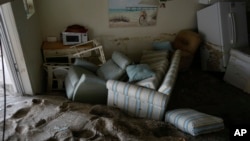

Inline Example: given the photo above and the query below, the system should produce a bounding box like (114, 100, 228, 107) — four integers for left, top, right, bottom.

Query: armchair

(65, 51, 132, 104)
(106, 50, 181, 120)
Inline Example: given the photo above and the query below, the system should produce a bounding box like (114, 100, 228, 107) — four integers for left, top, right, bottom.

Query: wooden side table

(42, 41, 92, 91)
(43, 63, 70, 91)
(42, 41, 93, 63)
(42, 40, 106, 91)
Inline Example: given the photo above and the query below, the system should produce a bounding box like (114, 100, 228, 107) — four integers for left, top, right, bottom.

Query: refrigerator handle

(231, 12, 237, 45)
(228, 12, 236, 45)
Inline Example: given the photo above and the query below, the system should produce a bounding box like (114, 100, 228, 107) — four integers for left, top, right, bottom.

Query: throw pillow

(165, 109, 224, 136)
(112, 51, 132, 69)
(126, 64, 155, 82)
(152, 41, 173, 51)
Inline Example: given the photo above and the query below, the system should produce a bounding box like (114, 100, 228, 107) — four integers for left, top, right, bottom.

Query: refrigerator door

(197, 2, 248, 71)
(197, 2, 226, 70)
(217, 2, 233, 67)
(197, 3, 224, 47)
(219, 2, 248, 67)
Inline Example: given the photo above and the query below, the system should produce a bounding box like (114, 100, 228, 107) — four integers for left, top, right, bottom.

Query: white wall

(11, 0, 44, 94)
(8, 0, 204, 93)
(37, 0, 203, 61)
(6, 0, 204, 93)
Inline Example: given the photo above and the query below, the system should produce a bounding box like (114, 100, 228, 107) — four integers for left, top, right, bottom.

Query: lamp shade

(139, 0, 159, 6)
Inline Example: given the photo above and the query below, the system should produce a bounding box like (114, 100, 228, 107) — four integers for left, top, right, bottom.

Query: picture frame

(108, 0, 158, 27)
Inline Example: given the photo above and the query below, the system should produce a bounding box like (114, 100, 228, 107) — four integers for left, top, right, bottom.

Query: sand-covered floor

(0, 95, 228, 141)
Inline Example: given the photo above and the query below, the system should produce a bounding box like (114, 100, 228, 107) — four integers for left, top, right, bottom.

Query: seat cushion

(165, 109, 224, 136)
(97, 60, 124, 80)
(65, 66, 95, 99)
(72, 74, 107, 104)
(112, 51, 132, 69)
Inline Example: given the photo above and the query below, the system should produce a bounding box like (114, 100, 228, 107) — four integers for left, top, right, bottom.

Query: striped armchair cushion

(136, 61, 168, 89)
(158, 50, 181, 95)
(165, 109, 224, 136)
(137, 50, 169, 89)
(107, 80, 170, 120)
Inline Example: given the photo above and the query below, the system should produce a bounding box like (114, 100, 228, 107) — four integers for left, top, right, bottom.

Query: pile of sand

(0, 95, 187, 141)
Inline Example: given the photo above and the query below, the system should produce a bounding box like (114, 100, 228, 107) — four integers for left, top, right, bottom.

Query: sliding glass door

(0, 6, 24, 96)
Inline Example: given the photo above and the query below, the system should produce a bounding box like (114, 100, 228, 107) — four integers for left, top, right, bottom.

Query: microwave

(62, 32, 88, 45)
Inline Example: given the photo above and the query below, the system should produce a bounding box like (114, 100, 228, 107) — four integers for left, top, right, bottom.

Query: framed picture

(23, 0, 35, 19)
(108, 0, 158, 27)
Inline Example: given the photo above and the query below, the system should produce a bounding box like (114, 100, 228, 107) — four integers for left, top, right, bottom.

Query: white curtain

(139, 0, 159, 6)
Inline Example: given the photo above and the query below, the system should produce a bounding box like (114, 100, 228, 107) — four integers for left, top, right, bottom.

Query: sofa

(64, 51, 132, 104)
(106, 49, 181, 120)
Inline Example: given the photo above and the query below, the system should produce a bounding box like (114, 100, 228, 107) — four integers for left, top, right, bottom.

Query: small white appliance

(62, 32, 88, 45)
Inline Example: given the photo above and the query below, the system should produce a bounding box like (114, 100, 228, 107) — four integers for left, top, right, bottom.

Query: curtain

(0, 0, 13, 5)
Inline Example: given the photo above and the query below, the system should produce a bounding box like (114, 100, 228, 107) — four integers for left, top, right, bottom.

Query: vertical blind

(0, 0, 13, 5)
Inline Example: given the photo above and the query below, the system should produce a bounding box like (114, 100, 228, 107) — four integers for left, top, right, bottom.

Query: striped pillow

(165, 109, 224, 136)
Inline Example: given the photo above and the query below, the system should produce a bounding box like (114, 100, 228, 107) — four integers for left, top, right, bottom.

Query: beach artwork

(108, 0, 158, 27)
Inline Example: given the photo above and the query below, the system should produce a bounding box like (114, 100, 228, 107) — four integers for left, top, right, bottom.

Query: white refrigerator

(197, 2, 249, 71)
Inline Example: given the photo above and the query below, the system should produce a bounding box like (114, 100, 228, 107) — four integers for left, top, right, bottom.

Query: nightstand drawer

(43, 46, 91, 57)
(43, 50, 64, 56)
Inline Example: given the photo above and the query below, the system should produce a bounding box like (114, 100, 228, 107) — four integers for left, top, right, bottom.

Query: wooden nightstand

(42, 41, 93, 63)
(42, 40, 106, 91)
(42, 41, 92, 91)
